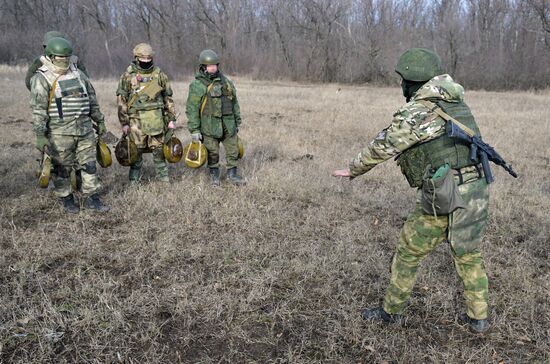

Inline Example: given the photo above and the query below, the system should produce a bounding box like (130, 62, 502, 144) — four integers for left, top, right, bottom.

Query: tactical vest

(126, 66, 166, 135)
(38, 64, 90, 122)
(200, 75, 234, 118)
(397, 100, 481, 188)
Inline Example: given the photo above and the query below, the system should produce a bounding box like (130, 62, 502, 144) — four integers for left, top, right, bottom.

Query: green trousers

(129, 147, 168, 182)
(203, 125, 239, 169)
(383, 177, 490, 320)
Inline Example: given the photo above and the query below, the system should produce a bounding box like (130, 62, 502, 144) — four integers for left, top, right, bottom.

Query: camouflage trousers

(383, 177, 490, 320)
(129, 134, 168, 182)
(203, 124, 239, 169)
(49, 131, 101, 197)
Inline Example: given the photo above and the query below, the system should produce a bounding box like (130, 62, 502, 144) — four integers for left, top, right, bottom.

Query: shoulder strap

(418, 99, 477, 137)
(200, 83, 214, 117)
(47, 75, 62, 110)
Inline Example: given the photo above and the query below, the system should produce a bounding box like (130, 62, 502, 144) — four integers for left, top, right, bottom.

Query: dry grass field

(0, 66, 549, 363)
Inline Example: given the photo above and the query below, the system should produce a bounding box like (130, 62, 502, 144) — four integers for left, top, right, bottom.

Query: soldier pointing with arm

(334, 48, 495, 333)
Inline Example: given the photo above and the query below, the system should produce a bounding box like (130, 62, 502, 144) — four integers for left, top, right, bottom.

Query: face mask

(138, 60, 153, 70)
(52, 57, 70, 71)
(401, 79, 426, 102)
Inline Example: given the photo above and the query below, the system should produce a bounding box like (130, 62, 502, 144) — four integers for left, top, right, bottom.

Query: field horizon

(1, 66, 549, 363)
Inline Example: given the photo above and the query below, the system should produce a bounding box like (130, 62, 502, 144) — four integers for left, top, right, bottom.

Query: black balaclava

(401, 79, 427, 102)
(137, 59, 153, 71)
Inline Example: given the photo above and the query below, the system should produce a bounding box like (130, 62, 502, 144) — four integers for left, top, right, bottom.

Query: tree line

(1, 0, 549, 90)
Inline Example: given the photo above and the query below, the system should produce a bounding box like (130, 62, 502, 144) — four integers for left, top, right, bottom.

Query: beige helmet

(133, 43, 155, 58)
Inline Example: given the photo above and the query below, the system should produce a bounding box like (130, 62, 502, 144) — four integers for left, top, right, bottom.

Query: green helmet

(43, 31, 64, 47)
(199, 49, 220, 65)
(45, 37, 73, 58)
(395, 48, 443, 82)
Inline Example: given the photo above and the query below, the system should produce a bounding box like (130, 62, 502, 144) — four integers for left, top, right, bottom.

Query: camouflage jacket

(186, 71, 241, 138)
(25, 55, 87, 91)
(116, 63, 176, 127)
(30, 65, 104, 137)
(349, 74, 466, 178)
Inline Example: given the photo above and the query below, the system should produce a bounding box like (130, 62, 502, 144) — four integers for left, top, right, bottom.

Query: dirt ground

(0, 66, 549, 363)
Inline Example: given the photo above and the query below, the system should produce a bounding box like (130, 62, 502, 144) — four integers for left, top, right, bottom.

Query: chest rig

(38, 63, 90, 121)
(126, 66, 164, 113)
(397, 100, 482, 188)
(199, 75, 234, 118)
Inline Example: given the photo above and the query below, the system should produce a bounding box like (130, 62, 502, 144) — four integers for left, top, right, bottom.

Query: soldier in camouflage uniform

(27, 31, 89, 191)
(117, 43, 176, 184)
(185, 49, 245, 186)
(30, 37, 109, 213)
(25, 31, 88, 92)
(333, 48, 491, 333)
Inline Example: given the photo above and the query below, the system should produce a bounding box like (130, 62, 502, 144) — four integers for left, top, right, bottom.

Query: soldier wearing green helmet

(333, 48, 494, 333)
(30, 37, 109, 213)
(185, 49, 245, 186)
(25, 31, 88, 91)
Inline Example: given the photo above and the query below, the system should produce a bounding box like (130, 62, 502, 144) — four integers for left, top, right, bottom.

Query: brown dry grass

(0, 67, 549, 363)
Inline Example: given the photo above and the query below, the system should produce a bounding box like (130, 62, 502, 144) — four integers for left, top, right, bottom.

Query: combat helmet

(199, 49, 220, 65)
(133, 43, 155, 58)
(115, 134, 138, 166)
(43, 31, 64, 47)
(395, 48, 443, 82)
(163, 136, 184, 163)
(45, 37, 73, 58)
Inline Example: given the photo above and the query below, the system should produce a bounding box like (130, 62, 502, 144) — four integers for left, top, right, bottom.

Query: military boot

(84, 194, 110, 212)
(361, 307, 404, 324)
(459, 314, 489, 333)
(209, 168, 220, 186)
(227, 167, 246, 185)
(61, 194, 79, 214)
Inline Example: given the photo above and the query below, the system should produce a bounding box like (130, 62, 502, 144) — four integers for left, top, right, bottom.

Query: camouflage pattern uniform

(186, 70, 241, 169)
(350, 75, 490, 320)
(116, 63, 176, 182)
(30, 56, 105, 198)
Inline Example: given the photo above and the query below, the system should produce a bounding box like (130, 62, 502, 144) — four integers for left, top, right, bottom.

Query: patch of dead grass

(0, 68, 549, 363)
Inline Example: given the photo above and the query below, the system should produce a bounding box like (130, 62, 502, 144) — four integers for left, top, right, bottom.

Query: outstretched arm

(334, 103, 446, 178)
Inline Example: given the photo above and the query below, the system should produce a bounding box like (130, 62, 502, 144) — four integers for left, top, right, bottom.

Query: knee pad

(54, 165, 70, 178)
(152, 147, 165, 159)
(82, 161, 97, 174)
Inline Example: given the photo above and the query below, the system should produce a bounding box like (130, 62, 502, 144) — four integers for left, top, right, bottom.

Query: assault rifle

(419, 100, 518, 184)
(446, 121, 518, 184)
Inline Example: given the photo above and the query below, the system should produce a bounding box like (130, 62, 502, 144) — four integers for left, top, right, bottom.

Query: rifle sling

(418, 100, 477, 137)
(200, 83, 214, 117)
